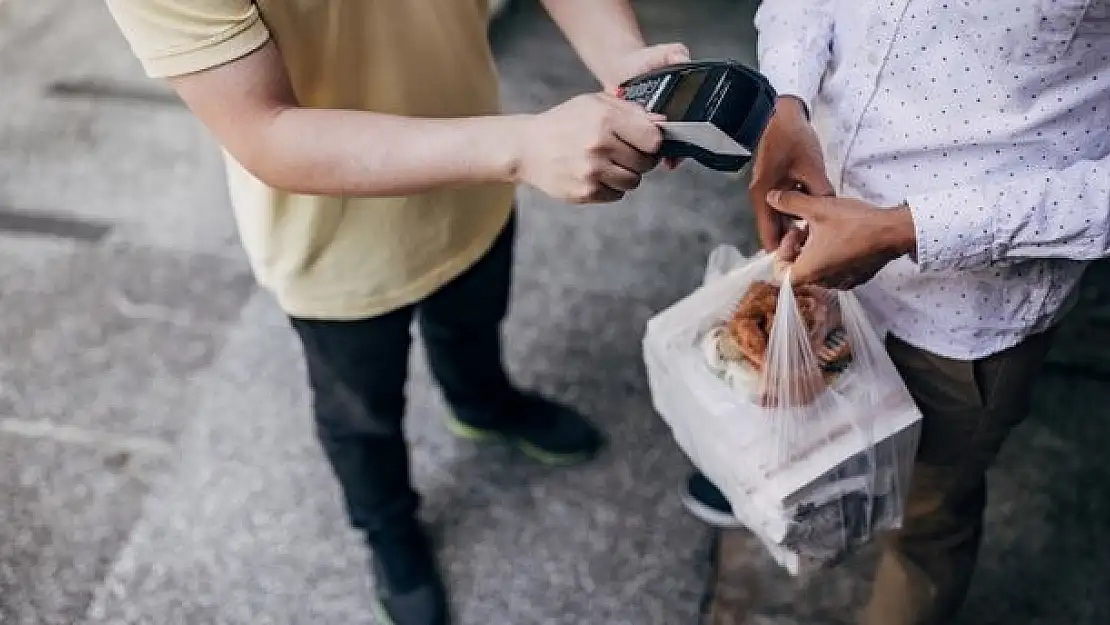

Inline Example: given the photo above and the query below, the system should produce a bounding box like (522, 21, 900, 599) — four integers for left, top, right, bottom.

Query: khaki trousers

(860, 330, 1056, 625)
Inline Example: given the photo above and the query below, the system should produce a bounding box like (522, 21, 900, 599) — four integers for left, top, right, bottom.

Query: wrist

(600, 43, 651, 92)
(880, 203, 918, 258)
(495, 114, 536, 185)
(775, 95, 811, 121)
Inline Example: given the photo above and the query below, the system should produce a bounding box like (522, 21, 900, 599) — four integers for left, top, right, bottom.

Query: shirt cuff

(141, 14, 271, 78)
(757, 47, 823, 113)
(905, 187, 997, 272)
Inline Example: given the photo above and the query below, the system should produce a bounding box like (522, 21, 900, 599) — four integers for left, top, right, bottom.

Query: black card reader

(617, 60, 778, 172)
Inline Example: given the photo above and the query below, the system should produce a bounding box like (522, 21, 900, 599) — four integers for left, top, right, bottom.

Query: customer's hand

(768, 190, 917, 289)
(749, 96, 835, 251)
(516, 93, 664, 204)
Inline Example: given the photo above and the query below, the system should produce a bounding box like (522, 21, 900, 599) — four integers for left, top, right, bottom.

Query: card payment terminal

(617, 60, 778, 172)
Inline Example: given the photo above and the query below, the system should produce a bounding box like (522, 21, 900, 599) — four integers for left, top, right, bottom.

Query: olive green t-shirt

(104, 0, 516, 319)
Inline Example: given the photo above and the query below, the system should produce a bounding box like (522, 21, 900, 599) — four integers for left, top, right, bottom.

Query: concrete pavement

(1, 1, 1107, 624)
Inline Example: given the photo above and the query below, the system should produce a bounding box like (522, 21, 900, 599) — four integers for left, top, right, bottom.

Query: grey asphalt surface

(1, 1, 1108, 624)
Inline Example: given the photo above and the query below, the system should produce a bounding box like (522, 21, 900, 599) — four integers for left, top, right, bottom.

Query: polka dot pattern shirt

(755, 0, 1110, 360)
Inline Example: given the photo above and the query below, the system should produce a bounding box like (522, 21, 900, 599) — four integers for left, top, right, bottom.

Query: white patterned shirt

(754, 0, 1110, 360)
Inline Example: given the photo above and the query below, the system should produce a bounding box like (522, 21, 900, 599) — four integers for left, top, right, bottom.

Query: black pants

(289, 215, 517, 549)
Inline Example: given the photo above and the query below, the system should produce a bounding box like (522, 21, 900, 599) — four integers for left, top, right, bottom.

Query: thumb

(658, 42, 692, 65)
(766, 189, 820, 221)
(629, 43, 691, 76)
(776, 225, 807, 263)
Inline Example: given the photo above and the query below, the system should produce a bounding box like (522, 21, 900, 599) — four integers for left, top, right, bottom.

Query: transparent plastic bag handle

(761, 270, 891, 412)
(760, 268, 826, 411)
(760, 268, 884, 541)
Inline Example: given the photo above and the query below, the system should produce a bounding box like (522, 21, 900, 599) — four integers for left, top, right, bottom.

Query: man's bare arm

(170, 41, 663, 201)
(170, 42, 524, 197)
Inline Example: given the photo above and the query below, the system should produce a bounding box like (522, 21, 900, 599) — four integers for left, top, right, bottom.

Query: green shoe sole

(372, 598, 394, 625)
(443, 413, 594, 467)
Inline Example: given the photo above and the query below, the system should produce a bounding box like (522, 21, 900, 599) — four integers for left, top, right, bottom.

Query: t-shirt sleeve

(104, 0, 271, 78)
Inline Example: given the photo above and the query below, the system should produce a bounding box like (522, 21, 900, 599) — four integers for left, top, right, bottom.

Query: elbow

(228, 143, 320, 196)
(220, 108, 325, 196)
(239, 154, 303, 194)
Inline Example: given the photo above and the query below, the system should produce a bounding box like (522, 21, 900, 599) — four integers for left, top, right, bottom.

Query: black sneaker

(681, 472, 744, 529)
(445, 390, 606, 466)
(369, 529, 451, 625)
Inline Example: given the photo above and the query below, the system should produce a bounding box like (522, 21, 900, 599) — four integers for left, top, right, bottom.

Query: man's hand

(514, 93, 664, 204)
(767, 190, 917, 289)
(749, 96, 835, 251)
(605, 42, 691, 92)
(608, 42, 690, 171)
(613, 42, 690, 172)
(536, 0, 689, 173)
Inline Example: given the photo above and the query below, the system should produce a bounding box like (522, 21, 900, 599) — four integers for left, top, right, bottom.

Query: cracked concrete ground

(1, 1, 1107, 624)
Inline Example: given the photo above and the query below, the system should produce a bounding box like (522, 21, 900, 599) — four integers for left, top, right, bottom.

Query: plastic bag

(644, 246, 923, 575)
